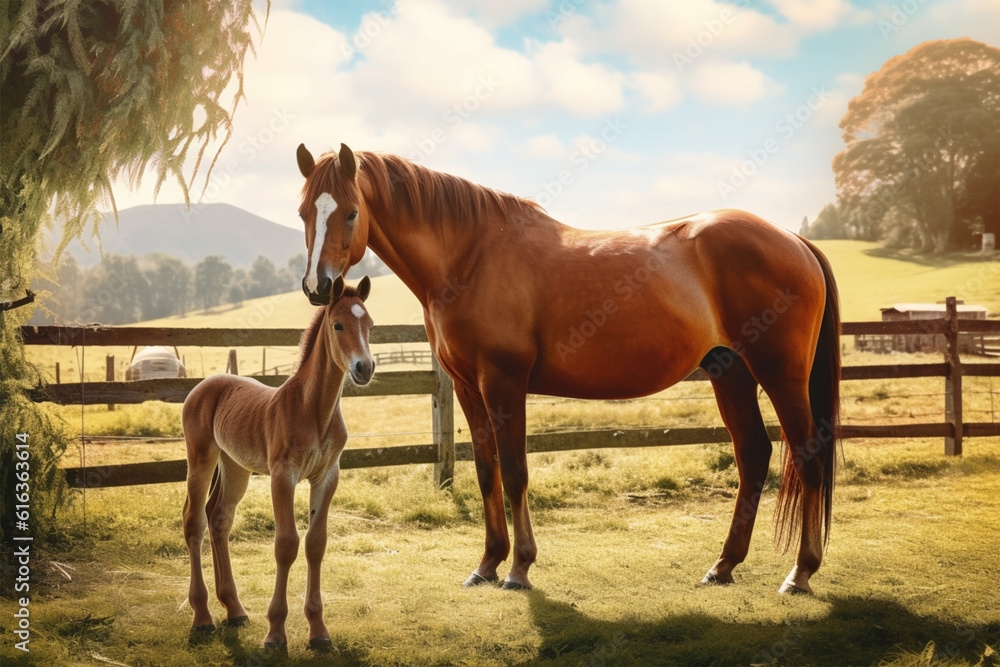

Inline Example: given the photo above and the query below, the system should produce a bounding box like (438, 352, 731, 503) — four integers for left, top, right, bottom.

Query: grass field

(6, 241, 1000, 665)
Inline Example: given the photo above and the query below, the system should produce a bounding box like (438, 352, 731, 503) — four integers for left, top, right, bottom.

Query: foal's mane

(298, 286, 362, 365)
(303, 151, 542, 230)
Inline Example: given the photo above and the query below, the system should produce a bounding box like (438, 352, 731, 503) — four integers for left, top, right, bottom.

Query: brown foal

(182, 276, 374, 651)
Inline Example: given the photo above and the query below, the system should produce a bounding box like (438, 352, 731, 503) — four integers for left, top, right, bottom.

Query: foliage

(0, 0, 265, 556)
(804, 202, 849, 240)
(194, 255, 234, 310)
(833, 38, 1000, 252)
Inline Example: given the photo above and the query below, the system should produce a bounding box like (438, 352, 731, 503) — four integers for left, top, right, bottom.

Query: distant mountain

(53, 203, 306, 268)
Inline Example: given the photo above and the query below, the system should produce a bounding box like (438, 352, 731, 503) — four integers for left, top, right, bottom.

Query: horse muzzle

(350, 358, 375, 386)
(302, 276, 331, 306)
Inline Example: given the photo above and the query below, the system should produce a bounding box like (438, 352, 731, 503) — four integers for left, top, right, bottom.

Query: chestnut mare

(295, 143, 840, 595)
(182, 276, 374, 651)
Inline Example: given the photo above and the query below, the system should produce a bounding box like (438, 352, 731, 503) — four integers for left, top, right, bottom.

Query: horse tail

(775, 239, 841, 550)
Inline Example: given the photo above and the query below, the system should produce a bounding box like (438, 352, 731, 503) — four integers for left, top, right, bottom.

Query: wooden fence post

(226, 349, 238, 375)
(55, 362, 60, 384)
(106, 355, 115, 411)
(944, 296, 963, 456)
(432, 352, 455, 487)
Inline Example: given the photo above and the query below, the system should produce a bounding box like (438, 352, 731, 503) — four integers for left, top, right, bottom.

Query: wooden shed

(855, 302, 994, 355)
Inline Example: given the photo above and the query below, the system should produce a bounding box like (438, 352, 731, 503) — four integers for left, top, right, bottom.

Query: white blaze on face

(351, 304, 365, 318)
(305, 192, 338, 292)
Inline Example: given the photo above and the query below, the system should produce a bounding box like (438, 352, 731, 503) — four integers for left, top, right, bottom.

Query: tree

(805, 203, 849, 240)
(194, 255, 234, 310)
(144, 254, 192, 319)
(81, 254, 149, 324)
(0, 0, 264, 551)
(287, 254, 307, 289)
(833, 39, 1000, 252)
(247, 255, 282, 299)
(228, 284, 246, 308)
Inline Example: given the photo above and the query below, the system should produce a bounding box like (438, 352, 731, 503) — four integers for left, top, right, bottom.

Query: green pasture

(1, 439, 998, 666)
(6, 241, 1000, 665)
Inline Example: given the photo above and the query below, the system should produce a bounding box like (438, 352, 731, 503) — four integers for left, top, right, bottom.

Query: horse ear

(332, 275, 345, 300)
(297, 144, 315, 178)
(357, 275, 371, 302)
(339, 143, 357, 180)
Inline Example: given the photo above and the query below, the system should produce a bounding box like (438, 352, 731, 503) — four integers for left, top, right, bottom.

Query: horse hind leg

(701, 349, 773, 585)
(207, 452, 252, 624)
(183, 433, 221, 632)
(758, 373, 831, 594)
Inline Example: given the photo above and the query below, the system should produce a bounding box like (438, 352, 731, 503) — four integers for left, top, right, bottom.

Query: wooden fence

(21, 297, 1000, 490)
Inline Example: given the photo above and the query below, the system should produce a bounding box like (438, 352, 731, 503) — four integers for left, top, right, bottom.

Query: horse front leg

(455, 384, 509, 587)
(480, 377, 534, 590)
(265, 468, 299, 651)
(303, 464, 339, 651)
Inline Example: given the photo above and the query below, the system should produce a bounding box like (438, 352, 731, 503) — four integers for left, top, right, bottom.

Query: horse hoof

(778, 582, 812, 595)
(308, 637, 333, 653)
(224, 615, 249, 627)
(701, 572, 733, 586)
(462, 572, 499, 587)
(500, 579, 531, 591)
(264, 641, 288, 655)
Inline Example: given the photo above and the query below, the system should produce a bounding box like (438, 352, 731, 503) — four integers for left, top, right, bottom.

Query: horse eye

(333, 323, 344, 331)
(346, 210, 358, 222)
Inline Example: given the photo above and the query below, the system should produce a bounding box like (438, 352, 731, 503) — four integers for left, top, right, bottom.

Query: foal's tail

(775, 239, 841, 550)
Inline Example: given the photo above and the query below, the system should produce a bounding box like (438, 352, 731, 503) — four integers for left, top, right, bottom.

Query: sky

(110, 0, 1000, 233)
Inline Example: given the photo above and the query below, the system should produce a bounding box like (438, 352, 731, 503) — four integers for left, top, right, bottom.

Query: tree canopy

(832, 38, 1000, 252)
(0, 0, 265, 550)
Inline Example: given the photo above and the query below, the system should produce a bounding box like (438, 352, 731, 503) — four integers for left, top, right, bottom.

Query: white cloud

(439, 0, 549, 28)
(687, 60, 781, 108)
(766, 0, 868, 31)
(522, 134, 567, 161)
(532, 40, 625, 116)
(559, 0, 802, 64)
(629, 71, 683, 113)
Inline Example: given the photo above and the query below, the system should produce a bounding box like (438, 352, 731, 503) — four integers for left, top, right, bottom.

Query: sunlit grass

(2, 439, 998, 666)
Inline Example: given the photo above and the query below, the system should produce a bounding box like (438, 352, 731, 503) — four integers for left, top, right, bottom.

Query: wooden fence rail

(21, 296, 1000, 489)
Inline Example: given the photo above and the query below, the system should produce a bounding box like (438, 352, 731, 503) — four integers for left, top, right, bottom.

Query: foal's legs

(455, 384, 509, 586)
(480, 375, 535, 590)
(183, 439, 221, 630)
(303, 464, 340, 646)
(207, 453, 252, 623)
(265, 468, 300, 649)
(701, 352, 773, 584)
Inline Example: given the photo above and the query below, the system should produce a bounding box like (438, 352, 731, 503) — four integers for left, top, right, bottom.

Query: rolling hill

(52, 203, 306, 268)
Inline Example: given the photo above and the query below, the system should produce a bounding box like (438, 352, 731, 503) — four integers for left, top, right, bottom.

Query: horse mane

(302, 150, 542, 229)
(297, 286, 363, 365)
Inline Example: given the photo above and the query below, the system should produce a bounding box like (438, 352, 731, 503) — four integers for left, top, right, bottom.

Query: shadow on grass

(860, 246, 992, 269)
(187, 623, 371, 667)
(520, 591, 999, 666)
